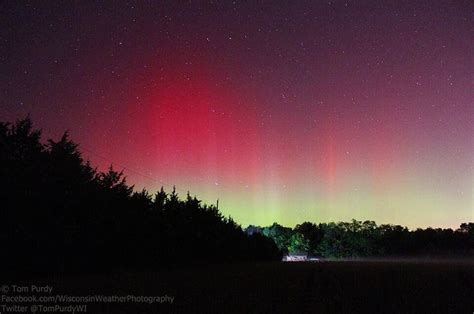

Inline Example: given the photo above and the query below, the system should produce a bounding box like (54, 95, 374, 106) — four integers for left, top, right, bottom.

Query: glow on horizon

(2, 2, 472, 230)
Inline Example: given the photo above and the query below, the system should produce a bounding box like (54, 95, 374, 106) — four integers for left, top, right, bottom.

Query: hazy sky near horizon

(1, 1, 473, 228)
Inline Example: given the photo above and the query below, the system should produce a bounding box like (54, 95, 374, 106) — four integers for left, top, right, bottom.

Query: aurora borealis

(1, 1, 472, 229)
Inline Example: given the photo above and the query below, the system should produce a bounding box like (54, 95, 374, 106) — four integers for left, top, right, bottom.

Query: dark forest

(1, 117, 471, 276)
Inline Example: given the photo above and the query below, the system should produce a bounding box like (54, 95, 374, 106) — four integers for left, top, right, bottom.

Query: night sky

(1, 1, 472, 228)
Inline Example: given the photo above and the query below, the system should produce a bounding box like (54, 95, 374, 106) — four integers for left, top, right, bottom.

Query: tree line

(0, 117, 281, 275)
(247, 220, 473, 258)
(2, 117, 471, 276)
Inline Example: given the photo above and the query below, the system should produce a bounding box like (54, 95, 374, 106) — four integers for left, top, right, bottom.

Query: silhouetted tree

(262, 223, 293, 253)
(294, 222, 324, 254)
(261, 219, 473, 258)
(287, 232, 310, 254)
(1, 117, 471, 275)
(0, 117, 281, 276)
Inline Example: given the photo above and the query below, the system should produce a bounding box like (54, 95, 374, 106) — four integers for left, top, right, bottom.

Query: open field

(9, 260, 474, 314)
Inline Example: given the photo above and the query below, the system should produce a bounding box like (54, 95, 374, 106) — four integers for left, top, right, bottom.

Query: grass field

(11, 260, 474, 314)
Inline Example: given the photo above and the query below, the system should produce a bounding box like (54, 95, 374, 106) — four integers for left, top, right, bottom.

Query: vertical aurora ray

(1, 1, 472, 229)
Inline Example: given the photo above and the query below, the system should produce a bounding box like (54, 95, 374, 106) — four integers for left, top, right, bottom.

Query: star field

(1, 1, 472, 228)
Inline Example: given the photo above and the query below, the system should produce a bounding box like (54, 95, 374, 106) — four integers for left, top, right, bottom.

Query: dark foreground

(6, 260, 474, 314)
